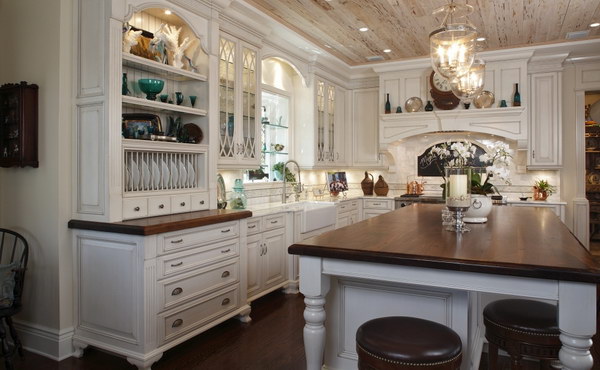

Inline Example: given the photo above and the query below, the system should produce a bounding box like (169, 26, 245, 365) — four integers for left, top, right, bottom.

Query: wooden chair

(356, 316, 462, 370)
(0, 229, 29, 370)
(483, 299, 561, 370)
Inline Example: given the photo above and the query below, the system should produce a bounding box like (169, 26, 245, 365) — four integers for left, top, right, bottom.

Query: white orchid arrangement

(424, 140, 513, 195)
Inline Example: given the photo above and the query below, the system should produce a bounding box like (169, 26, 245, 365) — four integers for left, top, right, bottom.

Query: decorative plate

(473, 91, 495, 109)
(587, 137, 598, 150)
(182, 123, 203, 144)
(405, 97, 424, 112)
(589, 172, 600, 184)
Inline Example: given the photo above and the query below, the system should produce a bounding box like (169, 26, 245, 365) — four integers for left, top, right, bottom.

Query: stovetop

(394, 195, 445, 204)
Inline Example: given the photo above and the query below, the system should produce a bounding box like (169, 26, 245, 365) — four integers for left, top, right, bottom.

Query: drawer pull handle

(171, 239, 184, 244)
(171, 287, 183, 296)
(221, 298, 230, 306)
(248, 225, 256, 229)
(340, 206, 346, 209)
(373, 203, 381, 206)
(159, 204, 165, 209)
(134, 207, 140, 212)
(221, 248, 231, 254)
(172, 319, 183, 328)
(200, 200, 205, 204)
(270, 220, 278, 224)
(170, 261, 183, 267)
(221, 271, 230, 278)
(180, 202, 186, 206)
(221, 229, 231, 233)
(264, 245, 268, 255)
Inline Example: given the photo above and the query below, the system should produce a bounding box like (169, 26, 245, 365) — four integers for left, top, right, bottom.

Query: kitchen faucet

(282, 160, 302, 203)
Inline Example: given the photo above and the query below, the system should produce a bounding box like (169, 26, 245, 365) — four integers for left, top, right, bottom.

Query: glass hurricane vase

(445, 167, 472, 233)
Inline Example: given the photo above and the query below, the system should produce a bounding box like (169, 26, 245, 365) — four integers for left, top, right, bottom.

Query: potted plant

(273, 162, 296, 183)
(533, 179, 555, 201)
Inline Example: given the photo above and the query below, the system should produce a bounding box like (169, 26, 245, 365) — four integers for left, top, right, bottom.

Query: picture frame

(327, 171, 348, 194)
(122, 113, 162, 140)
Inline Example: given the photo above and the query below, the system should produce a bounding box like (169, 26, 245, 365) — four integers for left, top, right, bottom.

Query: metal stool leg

(5, 317, 22, 357)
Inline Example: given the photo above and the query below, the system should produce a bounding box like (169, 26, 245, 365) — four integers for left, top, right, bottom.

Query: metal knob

(221, 271, 230, 278)
(172, 319, 183, 328)
(134, 207, 140, 211)
(180, 202, 186, 207)
(159, 204, 164, 209)
(221, 298, 230, 306)
(171, 287, 183, 296)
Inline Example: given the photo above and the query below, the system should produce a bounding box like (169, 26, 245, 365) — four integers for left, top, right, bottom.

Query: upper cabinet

(352, 88, 382, 168)
(295, 77, 347, 168)
(218, 35, 260, 169)
(527, 55, 566, 169)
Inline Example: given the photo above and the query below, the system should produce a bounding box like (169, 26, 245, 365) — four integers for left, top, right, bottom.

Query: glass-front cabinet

(257, 90, 290, 181)
(315, 78, 345, 166)
(218, 35, 260, 168)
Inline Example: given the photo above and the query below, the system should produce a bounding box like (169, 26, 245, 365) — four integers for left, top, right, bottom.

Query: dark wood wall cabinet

(0, 82, 38, 168)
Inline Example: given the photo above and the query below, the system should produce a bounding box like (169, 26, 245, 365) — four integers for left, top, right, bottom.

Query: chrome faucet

(282, 160, 303, 203)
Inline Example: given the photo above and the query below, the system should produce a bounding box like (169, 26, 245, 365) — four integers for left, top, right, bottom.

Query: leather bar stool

(356, 316, 462, 370)
(483, 299, 561, 370)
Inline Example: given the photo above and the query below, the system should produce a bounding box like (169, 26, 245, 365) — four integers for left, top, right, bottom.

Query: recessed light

(383, 49, 391, 53)
(476, 37, 486, 41)
(591, 22, 600, 28)
(164, 9, 172, 15)
(359, 27, 369, 32)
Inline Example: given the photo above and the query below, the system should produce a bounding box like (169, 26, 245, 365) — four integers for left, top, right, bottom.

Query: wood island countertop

(68, 209, 252, 235)
(288, 204, 600, 283)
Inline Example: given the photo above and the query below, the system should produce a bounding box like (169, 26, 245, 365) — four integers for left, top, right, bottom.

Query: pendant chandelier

(450, 58, 485, 103)
(429, 1, 477, 81)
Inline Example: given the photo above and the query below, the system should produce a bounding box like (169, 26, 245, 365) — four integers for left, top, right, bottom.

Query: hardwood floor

(6, 290, 576, 370)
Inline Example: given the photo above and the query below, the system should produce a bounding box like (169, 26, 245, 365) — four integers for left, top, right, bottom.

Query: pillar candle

(449, 174, 468, 198)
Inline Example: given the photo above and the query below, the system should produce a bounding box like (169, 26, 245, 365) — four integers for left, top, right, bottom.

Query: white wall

(0, 0, 74, 358)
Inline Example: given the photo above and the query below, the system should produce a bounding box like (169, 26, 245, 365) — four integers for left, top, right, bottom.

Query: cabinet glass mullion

(316, 81, 325, 162)
(327, 85, 335, 162)
(242, 47, 257, 160)
(219, 38, 236, 159)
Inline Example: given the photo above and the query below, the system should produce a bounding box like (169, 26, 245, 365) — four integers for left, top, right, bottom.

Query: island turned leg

(558, 281, 596, 370)
(299, 256, 330, 370)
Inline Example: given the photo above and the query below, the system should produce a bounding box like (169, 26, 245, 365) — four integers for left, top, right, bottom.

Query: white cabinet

(509, 202, 565, 223)
(72, 219, 250, 369)
(246, 213, 288, 301)
(295, 77, 347, 168)
(352, 88, 382, 167)
(218, 35, 261, 168)
(528, 71, 562, 169)
(336, 199, 360, 229)
(362, 198, 394, 220)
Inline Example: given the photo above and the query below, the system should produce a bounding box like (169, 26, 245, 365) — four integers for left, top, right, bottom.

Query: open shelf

(123, 96, 207, 116)
(123, 138, 208, 153)
(122, 53, 207, 82)
(262, 122, 288, 129)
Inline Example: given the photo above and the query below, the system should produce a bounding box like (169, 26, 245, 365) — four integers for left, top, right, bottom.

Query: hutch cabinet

(217, 34, 261, 169)
(0, 82, 38, 168)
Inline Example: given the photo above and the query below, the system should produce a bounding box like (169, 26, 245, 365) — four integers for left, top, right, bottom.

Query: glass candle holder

(445, 167, 472, 233)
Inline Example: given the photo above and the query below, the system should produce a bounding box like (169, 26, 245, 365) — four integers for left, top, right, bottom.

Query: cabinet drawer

(159, 258, 239, 311)
(123, 198, 148, 219)
(263, 213, 285, 231)
(337, 200, 358, 215)
(159, 221, 239, 254)
(148, 196, 171, 216)
(158, 238, 239, 278)
(160, 285, 239, 344)
(246, 218, 261, 235)
(191, 193, 209, 211)
(171, 194, 191, 213)
(363, 199, 393, 210)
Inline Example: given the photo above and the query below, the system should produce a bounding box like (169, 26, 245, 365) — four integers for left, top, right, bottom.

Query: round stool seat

(483, 299, 561, 369)
(356, 316, 462, 369)
(483, 299, 559, 336)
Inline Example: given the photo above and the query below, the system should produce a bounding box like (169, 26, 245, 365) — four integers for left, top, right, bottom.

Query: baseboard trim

(12, 320, 74, 361)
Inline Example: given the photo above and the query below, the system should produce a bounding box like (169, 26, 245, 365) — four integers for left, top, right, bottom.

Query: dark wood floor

(7, 290, 561, 370)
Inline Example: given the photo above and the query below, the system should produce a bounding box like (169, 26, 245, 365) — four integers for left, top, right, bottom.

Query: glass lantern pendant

(450, 59, 485, 103)
(429, 1, 477, 80)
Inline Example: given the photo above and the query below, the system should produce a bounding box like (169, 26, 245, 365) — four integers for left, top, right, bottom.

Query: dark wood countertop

(289, 204, 600, 283)
(69, 209, 253, 236)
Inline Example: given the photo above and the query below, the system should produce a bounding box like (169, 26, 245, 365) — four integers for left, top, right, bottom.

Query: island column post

(299, 256, 331, 370)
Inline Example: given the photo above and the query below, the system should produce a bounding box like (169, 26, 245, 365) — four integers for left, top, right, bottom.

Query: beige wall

(0, 0, 74, 344)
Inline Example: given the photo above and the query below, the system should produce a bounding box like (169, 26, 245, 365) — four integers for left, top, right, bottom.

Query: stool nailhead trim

(357, 343, 462, 366)
(484, 318, 560, 337)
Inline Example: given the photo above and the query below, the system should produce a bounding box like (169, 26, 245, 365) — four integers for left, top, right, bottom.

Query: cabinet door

(315, 80, 327, 164)
(528, 72, 561, 169)
(333, 86, 347, 165)
(352, 88, 381, 167)
(363, 209, 390, 220)
(219, 37, 237, 161)
(262, 228, 286, 290)
(336, 212, 350, 229)
(349, 210, 360, 225)
(238, 45, 260, 165)
(246, 233, 262, 299)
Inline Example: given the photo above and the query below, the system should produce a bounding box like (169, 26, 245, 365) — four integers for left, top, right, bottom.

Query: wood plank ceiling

(244, 0, 600, 65)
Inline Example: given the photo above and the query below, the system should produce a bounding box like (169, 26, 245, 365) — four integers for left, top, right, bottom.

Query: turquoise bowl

(138, 79, 164, 100)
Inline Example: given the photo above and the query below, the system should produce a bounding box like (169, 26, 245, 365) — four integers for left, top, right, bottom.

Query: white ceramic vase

(463, 194, 492, 223)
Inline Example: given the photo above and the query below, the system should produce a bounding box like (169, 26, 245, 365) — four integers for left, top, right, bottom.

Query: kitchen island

(289, 204, 600, 370)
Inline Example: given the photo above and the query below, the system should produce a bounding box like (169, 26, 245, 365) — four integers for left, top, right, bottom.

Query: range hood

(379, 106, 527, 149)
